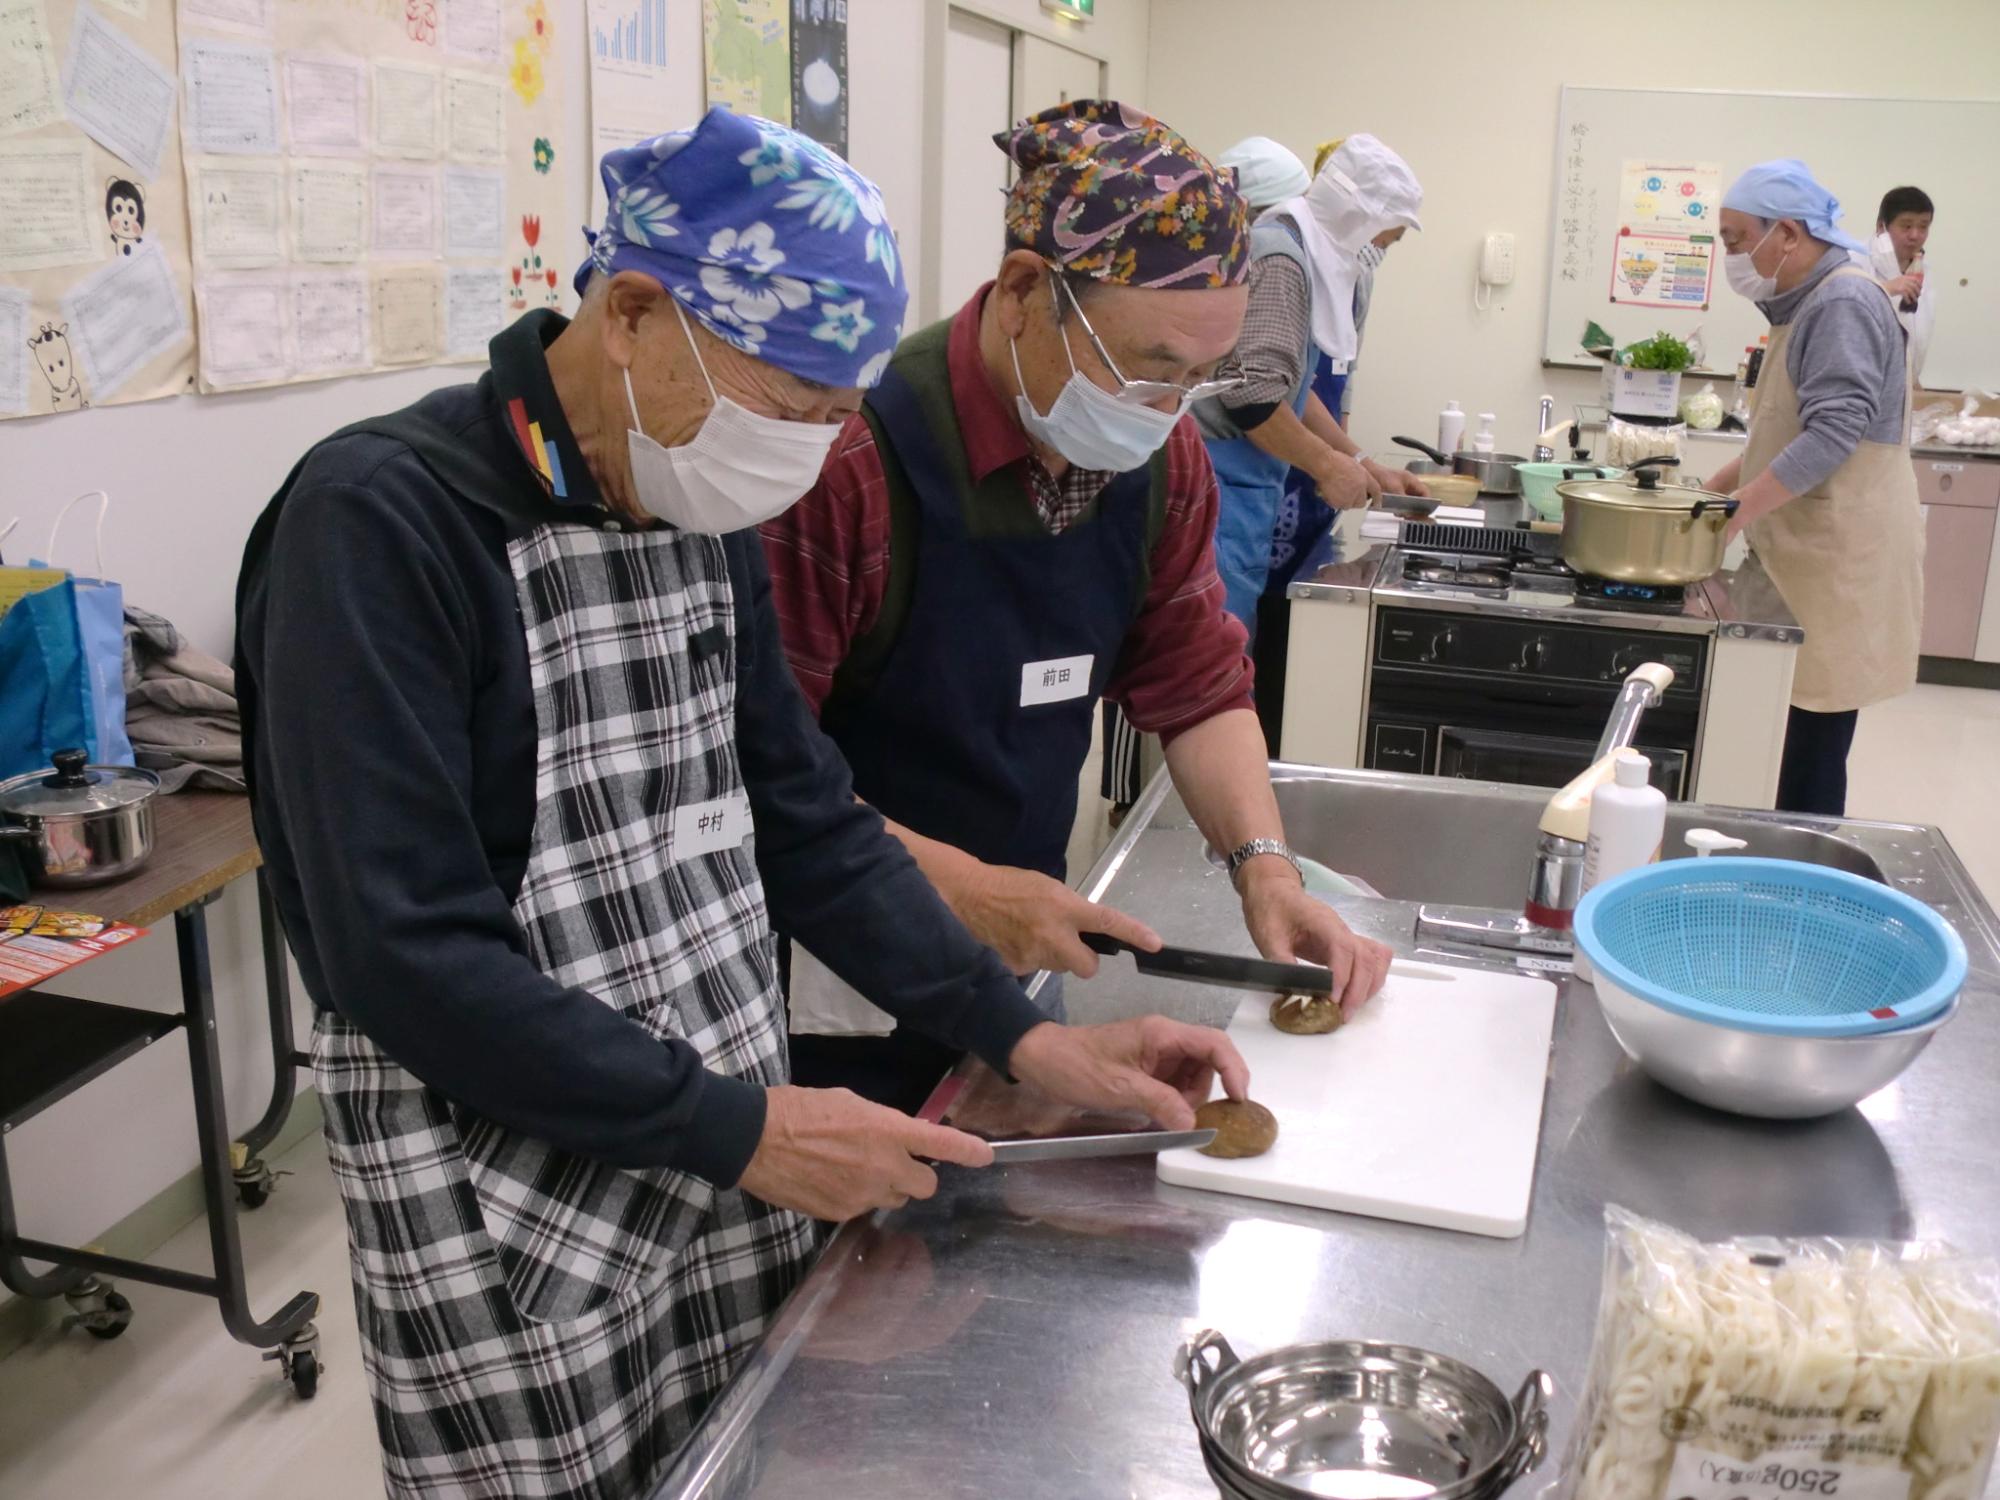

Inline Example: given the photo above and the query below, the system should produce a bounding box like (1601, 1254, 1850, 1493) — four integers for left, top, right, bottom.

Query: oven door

(1436, 725, 1689, 796)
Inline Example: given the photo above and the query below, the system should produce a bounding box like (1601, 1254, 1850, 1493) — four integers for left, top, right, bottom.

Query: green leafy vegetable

(1619, 331, 1694, 372)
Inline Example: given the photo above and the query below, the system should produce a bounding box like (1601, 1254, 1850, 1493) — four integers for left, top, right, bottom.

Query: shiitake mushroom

(1270, 991, 1343, 1035)
(1194, 1098, 1278, 1159)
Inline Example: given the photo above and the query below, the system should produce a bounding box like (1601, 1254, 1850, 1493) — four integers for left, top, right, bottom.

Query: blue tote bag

(0, 493, 134, 778)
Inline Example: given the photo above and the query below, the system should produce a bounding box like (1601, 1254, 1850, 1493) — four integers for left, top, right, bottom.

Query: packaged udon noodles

(1566, 1209, 2000, 1500)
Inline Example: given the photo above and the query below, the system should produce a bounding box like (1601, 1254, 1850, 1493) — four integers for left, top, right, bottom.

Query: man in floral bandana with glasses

(765, 101, 1394, 1111)
(237, 107, 1250, 1500)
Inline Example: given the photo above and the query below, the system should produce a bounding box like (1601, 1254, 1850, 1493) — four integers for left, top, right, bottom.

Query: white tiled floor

(0, 684, 1993, 1498)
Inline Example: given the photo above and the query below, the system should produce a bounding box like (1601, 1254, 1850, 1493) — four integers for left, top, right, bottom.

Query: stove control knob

(1421, 626, 1456, 664)
(1607, 645, 1644, 680)
(1515, 635, 1551, 673)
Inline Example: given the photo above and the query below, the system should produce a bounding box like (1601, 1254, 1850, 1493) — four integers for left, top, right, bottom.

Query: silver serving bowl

(1594, 977, 1958, 1119)
(1177, 1331, 1551, 1500)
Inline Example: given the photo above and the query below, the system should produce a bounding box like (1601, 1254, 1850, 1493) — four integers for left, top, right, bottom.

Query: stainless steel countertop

(653, 768, 2000, 1500)
(1287, 518, 1800, 641)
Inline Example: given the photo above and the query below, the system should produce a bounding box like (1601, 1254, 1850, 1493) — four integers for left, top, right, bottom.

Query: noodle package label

(1665, 1441, 1918, 1500)
(1565, 1209, 2000, 1500)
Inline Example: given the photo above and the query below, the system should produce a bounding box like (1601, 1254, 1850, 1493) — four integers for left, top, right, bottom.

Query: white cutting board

(1157, 968, 1559, 1239)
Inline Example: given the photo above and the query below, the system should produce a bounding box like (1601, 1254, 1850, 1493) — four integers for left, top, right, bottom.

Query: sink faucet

(1415, 663, 1676, 960)
(1533, 395, 1557, 462)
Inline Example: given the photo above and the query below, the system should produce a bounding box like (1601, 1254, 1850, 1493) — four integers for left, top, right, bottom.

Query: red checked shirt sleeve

(1105, 420, 1256, 743)
(758, 412, 892, 718)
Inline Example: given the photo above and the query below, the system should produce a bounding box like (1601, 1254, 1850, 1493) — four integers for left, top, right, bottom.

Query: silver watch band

(1227, 838, 1301, 884)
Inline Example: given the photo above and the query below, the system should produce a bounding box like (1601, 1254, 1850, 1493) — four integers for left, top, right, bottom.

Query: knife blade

(1083, 934, 1460, 992)
(1082, 932, 1338, 995)
(985, 1128, 1215, 1163)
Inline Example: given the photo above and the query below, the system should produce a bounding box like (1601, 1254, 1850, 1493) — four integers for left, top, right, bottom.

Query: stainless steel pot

(1177, 1329, 1552, 1500)
(0, 750, 159, 888)
(1393, 437, 1524, 496)
(1555, 456, 1740, 586)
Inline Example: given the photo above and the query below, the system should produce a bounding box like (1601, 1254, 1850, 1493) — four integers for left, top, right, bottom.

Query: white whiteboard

(1543, 86, 2000, 391)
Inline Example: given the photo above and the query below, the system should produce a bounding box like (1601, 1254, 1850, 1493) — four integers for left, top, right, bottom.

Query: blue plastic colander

(1574, 857, 1968, 1038)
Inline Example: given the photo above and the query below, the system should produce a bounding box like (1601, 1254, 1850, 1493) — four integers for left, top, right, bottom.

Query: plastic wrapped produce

(1566, 1210, 2000, 1500)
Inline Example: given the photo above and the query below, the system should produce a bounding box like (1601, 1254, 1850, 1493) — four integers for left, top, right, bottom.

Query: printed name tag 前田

(1020, 654, 1093, 708)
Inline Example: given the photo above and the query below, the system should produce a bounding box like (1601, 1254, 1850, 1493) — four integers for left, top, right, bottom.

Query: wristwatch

(1226, 838, 1302, 886)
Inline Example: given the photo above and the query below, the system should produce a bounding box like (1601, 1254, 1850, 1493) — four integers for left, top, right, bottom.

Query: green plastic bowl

(1518, 462, 1623, 521)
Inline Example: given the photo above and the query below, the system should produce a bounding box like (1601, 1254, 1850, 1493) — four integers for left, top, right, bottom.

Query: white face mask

(1009, 322, 1181, 474)
(623, 303, 842, 534)
(1724, 223, 1785, 303)
(1356, 241, 1387, 270)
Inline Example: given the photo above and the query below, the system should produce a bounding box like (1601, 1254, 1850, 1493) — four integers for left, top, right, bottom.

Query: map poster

(1610, 227, 1714, 310)
(703, 0, 789, 124)
(789, 0, 846, 159)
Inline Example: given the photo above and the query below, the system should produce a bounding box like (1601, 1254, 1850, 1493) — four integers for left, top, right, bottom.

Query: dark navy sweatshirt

(234, 310, 1044, 1190)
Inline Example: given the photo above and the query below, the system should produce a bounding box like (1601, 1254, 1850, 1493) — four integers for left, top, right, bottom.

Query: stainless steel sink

(1268, 766, 1886, 909)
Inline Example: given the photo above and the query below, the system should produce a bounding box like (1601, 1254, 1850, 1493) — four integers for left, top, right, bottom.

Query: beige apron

(1742, 264, 1924, 714)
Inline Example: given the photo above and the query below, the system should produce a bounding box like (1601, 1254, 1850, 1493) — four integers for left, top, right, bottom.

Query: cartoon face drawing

(27, 323, 87, 412)
(106, 179, 146, 256)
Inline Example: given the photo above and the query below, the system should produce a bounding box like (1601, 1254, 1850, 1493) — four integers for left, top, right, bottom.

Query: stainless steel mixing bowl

(1177, 1330, 1551, 1500)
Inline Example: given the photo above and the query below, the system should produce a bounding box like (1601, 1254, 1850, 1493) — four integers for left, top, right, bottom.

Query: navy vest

(818, 319, 1162, 881)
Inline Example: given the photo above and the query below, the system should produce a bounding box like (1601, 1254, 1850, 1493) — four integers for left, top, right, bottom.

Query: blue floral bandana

(577, 107, 907, 389)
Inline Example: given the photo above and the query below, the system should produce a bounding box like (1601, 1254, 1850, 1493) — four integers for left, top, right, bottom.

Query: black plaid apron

(313, 521, 816, 1499)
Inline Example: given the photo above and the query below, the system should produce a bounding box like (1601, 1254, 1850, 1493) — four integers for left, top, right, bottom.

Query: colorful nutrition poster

(1608, 159, 1719, 311)
(1610, 228, 1714, 310)
(1619, 160, 1719, 233)
(703, 0, 789, 123)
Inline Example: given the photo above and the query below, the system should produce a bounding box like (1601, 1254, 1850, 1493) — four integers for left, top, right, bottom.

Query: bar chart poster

(790, 0, 848, 160)
(587, 0, 682, 225)
(594, 0, 669, 69)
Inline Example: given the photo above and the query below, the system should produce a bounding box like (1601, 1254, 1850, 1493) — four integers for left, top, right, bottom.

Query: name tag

(672, 793, 751, 859)
(1020, 654, 1093, 707)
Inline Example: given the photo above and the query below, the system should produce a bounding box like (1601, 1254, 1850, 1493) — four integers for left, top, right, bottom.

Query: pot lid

(0, 750, 159, 817)
(1557, 460, 1731, 510)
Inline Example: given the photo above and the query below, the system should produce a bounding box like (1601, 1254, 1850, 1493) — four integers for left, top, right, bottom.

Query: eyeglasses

(1050, 270, 1243, 410)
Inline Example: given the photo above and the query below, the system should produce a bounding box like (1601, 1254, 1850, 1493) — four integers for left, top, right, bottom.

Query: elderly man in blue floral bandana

(235, 107, 1247, 1500)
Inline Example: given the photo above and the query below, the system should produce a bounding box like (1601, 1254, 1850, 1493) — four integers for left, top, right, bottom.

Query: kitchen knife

(1083, 933, 1458, 990)
(1083, 932, 1337, 994)
(985, 1129, 1215, 1162)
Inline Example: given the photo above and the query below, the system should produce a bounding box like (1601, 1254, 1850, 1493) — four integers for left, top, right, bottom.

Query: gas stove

(1376, 540, 1718, 636)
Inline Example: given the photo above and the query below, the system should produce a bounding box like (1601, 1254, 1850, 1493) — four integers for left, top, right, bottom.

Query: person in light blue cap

(1707, 158, 1923, 817)
(236, 103, 1248, 1500)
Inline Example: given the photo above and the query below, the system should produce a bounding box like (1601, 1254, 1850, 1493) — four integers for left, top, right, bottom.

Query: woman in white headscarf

(1198, 134, 1425, 637)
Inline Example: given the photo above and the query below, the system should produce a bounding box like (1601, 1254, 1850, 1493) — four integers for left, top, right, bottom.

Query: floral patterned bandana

(577, 107, 907, 388)
(995, 100, 1249, 290)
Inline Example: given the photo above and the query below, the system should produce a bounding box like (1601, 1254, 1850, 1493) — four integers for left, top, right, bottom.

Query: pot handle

(1688, 498, 1741, 521)
(1494, 1371, 1554, 1492)
(1392, 435, 1453, 466)
(1174, 1329, 1241, 1397)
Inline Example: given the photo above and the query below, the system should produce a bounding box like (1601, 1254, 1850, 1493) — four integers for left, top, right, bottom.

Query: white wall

(1144, 0, 2000, 466)
(0, 0, 1152, 1314)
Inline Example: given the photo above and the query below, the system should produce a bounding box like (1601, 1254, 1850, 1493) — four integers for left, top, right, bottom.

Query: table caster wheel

(264, 1321, 325, 1400)
(231, 1148, 289, 1210)
(63, 1277, 134, 1340)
